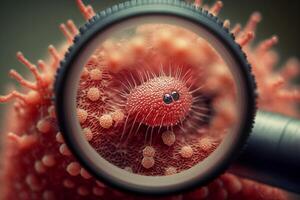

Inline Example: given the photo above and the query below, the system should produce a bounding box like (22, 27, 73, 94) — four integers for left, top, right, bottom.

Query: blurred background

(0, 0, 299, 115)
(0, 0, 300, 118)
(0, 0, 299, 198)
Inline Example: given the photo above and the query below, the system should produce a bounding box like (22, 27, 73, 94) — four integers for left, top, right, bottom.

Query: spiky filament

(0, 1, 296, 200)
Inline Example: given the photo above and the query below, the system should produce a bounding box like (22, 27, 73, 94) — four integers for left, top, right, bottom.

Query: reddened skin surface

(1, 0, 298, 200)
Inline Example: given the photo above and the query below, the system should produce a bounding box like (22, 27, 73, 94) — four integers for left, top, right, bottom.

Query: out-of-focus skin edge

(0, 88, 16, 200)
(0, 0, 299, 199)
(0, 42, 70, 200)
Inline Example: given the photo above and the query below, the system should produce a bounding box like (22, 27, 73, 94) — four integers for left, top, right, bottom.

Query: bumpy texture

(1, 0, 299, 200)
(126, 76, 193, 127)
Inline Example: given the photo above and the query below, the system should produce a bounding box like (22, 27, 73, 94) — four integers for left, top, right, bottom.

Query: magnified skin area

(0, 0, 299, 199)
(77, 19, 240, 175)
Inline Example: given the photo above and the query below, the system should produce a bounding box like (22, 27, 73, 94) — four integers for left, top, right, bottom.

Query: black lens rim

(55, 0, 256, 196)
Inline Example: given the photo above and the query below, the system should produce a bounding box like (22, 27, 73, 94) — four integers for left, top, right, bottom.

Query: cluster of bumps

(1, 0, 300, 200)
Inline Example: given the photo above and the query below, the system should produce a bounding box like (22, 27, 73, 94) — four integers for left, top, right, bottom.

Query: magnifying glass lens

(55, 3, 255, 193)
(76, 21, 238, 176)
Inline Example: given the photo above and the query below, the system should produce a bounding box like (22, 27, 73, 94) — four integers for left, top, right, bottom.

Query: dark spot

(163, 94, 173, 104)
(171, 91, 180, 101)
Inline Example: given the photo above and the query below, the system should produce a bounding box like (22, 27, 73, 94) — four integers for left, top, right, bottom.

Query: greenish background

(0, 0, 299, 114)
(0, 1, 299, 197)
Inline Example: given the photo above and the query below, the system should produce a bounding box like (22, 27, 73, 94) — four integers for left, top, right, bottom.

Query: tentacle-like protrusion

(209, 1, 223, 16)
(278, 89, 300, 101)
(86, 5, 95, 17)
(76, 0, 95, 20)
(9, 70, 37, 90)
(237, 31, 255, 47)
(66, 20, 79, 36)
(0, 90, 41, 105)
(231, 23, 242, 37)
(269, 76, 285, 90)
(256, 36, 278, 54)
(7, 132, 37, 150)
(15, 52, 53, 90)
(60, 23, 74, 44)
(0, 90, 28, 103)
(48, 45, 61, 65)
(243, 12, 262, 34)
(223, 20, 230, 29)
(2, 55, 53, 103)
(194, 0, 203, 8)
(280, 58, 300, 79)
(60, 20, 79, 44)
(16, 52, 42, 85)
(37, 60, 47, 72)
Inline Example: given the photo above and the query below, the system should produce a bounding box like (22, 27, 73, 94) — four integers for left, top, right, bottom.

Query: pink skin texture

(1, 0, 299, 200)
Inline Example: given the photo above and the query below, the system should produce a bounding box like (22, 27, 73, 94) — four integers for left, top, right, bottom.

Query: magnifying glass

(54, 0, 300, 196)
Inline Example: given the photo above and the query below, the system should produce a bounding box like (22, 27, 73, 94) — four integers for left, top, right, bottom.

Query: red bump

(126, 76, 192, 127)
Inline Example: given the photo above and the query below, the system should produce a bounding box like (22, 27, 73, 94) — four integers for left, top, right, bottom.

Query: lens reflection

(76, 23, 238, 176)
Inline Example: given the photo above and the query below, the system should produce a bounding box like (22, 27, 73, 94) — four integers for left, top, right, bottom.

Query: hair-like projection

(1, 1, 299, 199)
